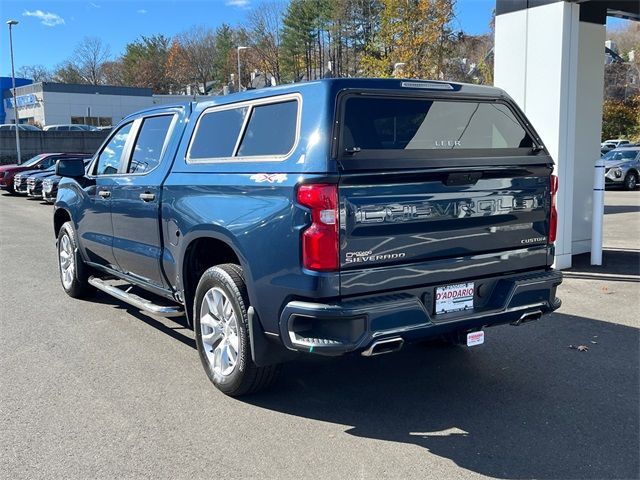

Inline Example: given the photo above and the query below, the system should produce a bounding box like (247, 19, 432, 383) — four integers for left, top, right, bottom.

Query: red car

(0, 153, 90, 193)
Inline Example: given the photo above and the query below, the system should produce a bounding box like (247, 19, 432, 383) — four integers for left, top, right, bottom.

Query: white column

(495, 1, 605, 270)
(573, 21, 605, 256)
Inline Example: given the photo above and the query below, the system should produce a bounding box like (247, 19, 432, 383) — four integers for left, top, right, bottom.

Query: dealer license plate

(467, 331, 484, 346)
(435, 282, 474, 314)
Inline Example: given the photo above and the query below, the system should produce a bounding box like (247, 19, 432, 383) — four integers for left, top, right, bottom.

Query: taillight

(549, 174, 558, 244)
(297, 183, 339, 271)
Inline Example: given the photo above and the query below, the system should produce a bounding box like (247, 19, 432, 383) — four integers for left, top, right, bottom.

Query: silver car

(604, 146, 640, 190)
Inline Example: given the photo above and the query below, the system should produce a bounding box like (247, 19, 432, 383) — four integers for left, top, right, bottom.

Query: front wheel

(624, 172, 638, 190)
(194, 264, 280, 396)
(57, 222, 94, 298)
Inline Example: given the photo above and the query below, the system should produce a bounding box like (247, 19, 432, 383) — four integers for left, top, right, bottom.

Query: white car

(43, 124, 98, 132)
(601, 139, 631, 149)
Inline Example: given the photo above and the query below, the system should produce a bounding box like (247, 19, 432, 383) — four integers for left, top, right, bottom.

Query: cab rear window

(188, 96, 299, 162)
(341, 97, 534, 153)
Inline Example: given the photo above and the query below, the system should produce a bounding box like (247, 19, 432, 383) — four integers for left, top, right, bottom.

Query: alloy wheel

(59, 233, 75, 290)
(200, 287, 240, 377)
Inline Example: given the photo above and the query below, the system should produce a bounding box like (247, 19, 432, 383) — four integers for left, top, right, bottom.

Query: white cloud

(137, 9, 147, 14)
(226, 0, 250, 7)
(89, 3, 101, 8)
(23, 10, 65, 27)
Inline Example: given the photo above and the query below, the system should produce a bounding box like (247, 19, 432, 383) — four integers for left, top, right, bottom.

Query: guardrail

(0, 131, 109, 164)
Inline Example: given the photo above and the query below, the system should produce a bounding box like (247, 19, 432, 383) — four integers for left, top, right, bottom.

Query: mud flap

(248, 307, 298, 367)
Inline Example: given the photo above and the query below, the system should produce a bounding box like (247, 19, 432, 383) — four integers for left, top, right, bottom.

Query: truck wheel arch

(180, 234, 250, 327)
(53, 208, 72, 239)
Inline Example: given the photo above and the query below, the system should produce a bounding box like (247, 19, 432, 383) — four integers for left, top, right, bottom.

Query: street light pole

(237, 46, 248, 92)
(7, 20, 21, 164)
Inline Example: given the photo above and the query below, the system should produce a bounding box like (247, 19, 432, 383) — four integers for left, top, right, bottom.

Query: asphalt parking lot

(1, 191, 638, 480)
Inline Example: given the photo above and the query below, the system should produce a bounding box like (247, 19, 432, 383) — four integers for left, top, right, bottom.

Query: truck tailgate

(339, 165, 553, 295)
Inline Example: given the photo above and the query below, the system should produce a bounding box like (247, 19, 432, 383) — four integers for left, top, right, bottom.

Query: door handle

(139, 192, 155, 202)
(98, 190, 111, 198)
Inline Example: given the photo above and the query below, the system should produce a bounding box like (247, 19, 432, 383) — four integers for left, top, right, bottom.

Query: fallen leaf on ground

(569, 345, 589, 352)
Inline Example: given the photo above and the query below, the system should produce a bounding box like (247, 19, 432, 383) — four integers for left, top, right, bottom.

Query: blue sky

(0, 0, 631, 77)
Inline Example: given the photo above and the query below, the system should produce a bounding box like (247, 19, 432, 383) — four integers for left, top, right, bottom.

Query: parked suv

(21, 165, 56, 198)
(604, 146, 640, 190)
(54, 79, 562, 396)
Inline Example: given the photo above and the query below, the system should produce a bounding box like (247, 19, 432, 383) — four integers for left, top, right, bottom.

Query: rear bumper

(279, 269, 562, 355)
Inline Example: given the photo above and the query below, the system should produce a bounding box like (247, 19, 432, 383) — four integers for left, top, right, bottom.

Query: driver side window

(94, 123, 133, 175)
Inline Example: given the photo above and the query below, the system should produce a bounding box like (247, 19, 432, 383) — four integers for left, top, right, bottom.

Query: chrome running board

(88, 277, 183, 317)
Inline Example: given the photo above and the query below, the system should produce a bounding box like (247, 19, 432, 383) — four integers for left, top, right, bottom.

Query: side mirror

(56, 158, 86, 178)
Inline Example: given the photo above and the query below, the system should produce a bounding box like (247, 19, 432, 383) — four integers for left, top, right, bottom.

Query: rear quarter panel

(162, 175, 340, 333)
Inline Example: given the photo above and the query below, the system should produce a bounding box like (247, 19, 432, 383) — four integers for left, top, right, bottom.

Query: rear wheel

(194, 264, 280, 396)
(624, 172, 638, 190)
(57, 222, 94, 298)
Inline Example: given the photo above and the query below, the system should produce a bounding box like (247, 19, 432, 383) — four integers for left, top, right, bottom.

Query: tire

(193, 264, 280, 396)
(623, 172, 638, 190)
(57, 221, 94, 298)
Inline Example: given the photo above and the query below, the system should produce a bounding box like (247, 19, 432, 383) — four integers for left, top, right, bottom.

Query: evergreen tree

(281, 0, 317, 81)
(213, 24, 236, 89)
(122, 35, 172, 93)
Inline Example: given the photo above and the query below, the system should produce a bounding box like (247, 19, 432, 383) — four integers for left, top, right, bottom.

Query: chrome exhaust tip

(511, 309, 542, 326)
(361, 337, 404, 357)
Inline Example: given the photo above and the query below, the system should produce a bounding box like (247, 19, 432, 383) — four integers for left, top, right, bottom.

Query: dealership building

(0, 76, 32, 124)
(2, 82, 200, 128)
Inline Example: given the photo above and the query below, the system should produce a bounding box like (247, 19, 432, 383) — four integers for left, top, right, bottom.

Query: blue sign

(4, 94, 37, 109)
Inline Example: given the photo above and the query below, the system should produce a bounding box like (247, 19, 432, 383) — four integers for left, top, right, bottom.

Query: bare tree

(16, 64, 53, 82)
(175, 26, 218, 93)
(101, 60, 126, 86)
(245, 1, 286, 84)
(604, 22, 640, 101)
(608, 22, 640, 65)
(72, 36, 111, 85)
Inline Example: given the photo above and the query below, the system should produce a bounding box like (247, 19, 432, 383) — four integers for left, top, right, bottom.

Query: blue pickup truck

(53, 78, 562, 396)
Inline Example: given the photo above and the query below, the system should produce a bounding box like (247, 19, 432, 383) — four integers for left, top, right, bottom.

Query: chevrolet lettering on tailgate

(354, 195, 542, 224)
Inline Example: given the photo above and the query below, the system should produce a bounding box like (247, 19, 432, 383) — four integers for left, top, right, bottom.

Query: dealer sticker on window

(435, 282, 474, 314)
